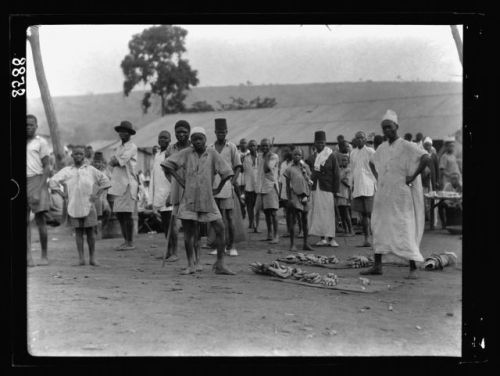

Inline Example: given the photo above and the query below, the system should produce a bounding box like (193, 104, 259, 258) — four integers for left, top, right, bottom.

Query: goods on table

(249, 261, 338, 286)
(422, 252, 458, 270)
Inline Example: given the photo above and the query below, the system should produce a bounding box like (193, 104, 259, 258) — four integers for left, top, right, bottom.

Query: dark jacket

(306, 152, 340, 194)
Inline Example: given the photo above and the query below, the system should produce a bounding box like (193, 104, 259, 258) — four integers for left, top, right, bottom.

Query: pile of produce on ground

(422, 252, 458, 270)
(345, 255, 373, 268)
(249, 261, 338, 286)
(281, 252, 339, 265)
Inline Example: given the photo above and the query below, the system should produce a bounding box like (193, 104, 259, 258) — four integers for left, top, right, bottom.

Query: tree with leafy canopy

(121, 25, 199, 116)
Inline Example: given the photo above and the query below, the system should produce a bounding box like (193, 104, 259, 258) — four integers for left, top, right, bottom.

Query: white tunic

(349, 146, 377, 198)
(371, 138, 427, 261)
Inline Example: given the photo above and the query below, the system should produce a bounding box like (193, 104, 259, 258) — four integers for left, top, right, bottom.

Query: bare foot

(289, 246, 298, 252)
(212, 261, 236, 275)
(195, 264, 203, 272)
(360, 266, 382, 275)
(253, 228, 262, 233)
(166, 255, 180, 263)
(38, 257, 49, 266)
(73, 260, 86, 266)
(89, 259, 100, 266)
(181, 267, 195, 275)
(269, 237, 279, 244)
(281, 233, 290, 238)
(28, 258, 35, 267)
(302, 244, 315, 252)
(405, 270, 419, 279)
(115, 242, 127, 250)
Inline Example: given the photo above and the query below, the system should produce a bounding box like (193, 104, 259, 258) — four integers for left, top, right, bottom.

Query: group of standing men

(28, 108, 450, 279)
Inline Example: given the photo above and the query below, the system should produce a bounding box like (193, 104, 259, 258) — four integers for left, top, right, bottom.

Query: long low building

(97, 91, 462, 173)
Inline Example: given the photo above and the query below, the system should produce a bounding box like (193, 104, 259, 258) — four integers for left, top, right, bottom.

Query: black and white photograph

(12, 20, 481, 359)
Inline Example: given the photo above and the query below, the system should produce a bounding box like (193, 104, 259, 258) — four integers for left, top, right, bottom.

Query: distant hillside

(27, 81, 462, 145)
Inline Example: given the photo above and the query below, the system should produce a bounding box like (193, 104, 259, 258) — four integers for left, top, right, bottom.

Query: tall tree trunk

(161, 94, 166, 116)
(27, 26, 65, 171)
(450, 25, 463, 66)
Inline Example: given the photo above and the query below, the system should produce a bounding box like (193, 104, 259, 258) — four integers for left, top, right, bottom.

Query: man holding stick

(161, 127, 236, 275)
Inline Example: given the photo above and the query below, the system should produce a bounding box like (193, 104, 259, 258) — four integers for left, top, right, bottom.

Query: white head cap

(423, 136, 433, 145)
(191, 126, 206, 137)
(444, 136, 456, 143)
(382, 109, 398, 124)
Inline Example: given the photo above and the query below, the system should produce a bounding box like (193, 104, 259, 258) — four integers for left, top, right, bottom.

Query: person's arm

(162, 164, 185, 189)
(406, 153, 431, 185)
(331, 155, 340, 195)
(161, 152, 186, 188)
(369, 161, 378, 180)
(90, 168, 112, 203)
(230, 145, 243, 186)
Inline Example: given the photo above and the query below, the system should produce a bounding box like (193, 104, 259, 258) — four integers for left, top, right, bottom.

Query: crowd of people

(27, 110, 463, 279)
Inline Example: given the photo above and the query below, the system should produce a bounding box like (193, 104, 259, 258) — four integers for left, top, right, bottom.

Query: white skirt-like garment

(308, 187, 336, 238)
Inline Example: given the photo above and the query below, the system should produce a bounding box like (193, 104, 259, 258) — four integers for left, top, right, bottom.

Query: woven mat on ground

(266, 276, 396, 293)
(276, 258, 408, 269)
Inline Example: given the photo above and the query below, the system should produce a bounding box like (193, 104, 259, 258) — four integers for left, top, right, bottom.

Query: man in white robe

(361, 110, 430, 279)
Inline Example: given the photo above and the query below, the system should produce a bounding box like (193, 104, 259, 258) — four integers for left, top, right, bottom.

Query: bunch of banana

(346, 255, 373, 268)
(249, 262, 270, 274)
(321, 273, 338, 286)
(327, 256, 340, 264)
(290, 268, 306, 280)
(284, 254, 298, 262)
(301, 272, 322, 284)
(296, 253, 308, 261)
(267, 261, 294, 278)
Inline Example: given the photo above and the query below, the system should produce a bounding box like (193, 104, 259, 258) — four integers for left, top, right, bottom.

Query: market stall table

(424, 191, 462, 230)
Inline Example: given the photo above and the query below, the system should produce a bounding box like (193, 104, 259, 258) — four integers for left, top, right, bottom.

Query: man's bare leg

(301, 211, 314, 251)
(125, 212, 135, 248)
(74, 228, 86, 266)
(287, 206, 297, 251)
(360, 253, 382, 275)
(163, 211, 179, 262)
(181, 220, 196, 274)
(225, 209, 235, 250)
(86, 227, 99, 266)
(35, 212, 48, 265)
(115, 213, 128, 249)
(27, 211, 35, 267)
(358, 213, 371, 247)
(211, 219, 235, 275)
(194, 222, 203, 271)
(269, 209, 279, 244)
(264, 210, 273, 240)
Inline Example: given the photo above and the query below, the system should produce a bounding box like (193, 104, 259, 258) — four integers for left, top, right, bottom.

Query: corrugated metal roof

(117, 92, 462, 148)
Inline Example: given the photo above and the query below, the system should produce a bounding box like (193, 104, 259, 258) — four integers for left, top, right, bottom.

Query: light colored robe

(371, 138, 427, 262)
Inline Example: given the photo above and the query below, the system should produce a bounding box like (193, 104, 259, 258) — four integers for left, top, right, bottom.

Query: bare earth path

(27, 220, 462, 356)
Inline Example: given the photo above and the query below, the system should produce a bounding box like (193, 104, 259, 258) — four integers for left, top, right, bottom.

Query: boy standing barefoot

(50, 146, 111, 266)
(283, 148, 314, 252)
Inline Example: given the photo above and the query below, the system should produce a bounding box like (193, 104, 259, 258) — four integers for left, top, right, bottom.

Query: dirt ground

(27, 215, 462, 356)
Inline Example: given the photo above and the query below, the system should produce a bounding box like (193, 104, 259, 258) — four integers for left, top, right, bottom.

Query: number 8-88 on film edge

(11, 57, 26, 97)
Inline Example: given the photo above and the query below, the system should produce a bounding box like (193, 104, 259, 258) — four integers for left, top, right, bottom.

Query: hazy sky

(26, 24, 463, 98)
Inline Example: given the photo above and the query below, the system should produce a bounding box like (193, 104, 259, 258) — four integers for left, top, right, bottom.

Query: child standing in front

(283, 148, 314, 252)
(337, 154, 354, 236)
(50, 146, 111, 266)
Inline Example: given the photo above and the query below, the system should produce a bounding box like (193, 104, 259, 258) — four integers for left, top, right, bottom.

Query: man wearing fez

(162, 127, 235, 275)
(208, 119, 243, 257)
(306, 130, 340, 247)
(108, 121, 139, 251)
(362, 110, 430, 279)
